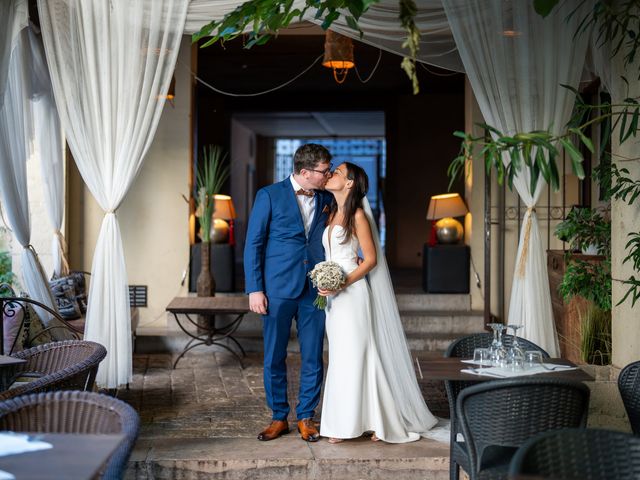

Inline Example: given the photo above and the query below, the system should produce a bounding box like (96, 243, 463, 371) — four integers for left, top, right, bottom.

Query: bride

(318, 162, 439, 444)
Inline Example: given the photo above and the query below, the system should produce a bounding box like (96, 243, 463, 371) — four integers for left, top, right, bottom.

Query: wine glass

(487, 323, 507, 367)
(506, 324, 526, 371)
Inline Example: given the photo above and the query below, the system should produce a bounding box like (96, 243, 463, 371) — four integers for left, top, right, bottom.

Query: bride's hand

(318, 288, 339, 297)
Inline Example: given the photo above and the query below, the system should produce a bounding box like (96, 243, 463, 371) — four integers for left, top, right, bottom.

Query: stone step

(224, 309, 483, 336)
(136, 309, 485, 355)
(400, 311, 484, 335)
(396, 293, 471, 311)
(126, 436, 450, 480)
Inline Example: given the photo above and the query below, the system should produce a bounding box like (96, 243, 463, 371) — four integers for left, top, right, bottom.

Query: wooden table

(0, 355, 26, 391)
(417, 357, 594, 382)
(0, 433, 125, 480)
(166, 296, 250, 369)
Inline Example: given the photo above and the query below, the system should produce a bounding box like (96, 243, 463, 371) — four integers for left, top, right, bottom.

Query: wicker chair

(455, 378, 590, 480)
(0, 391, 139, 480)
(445, 332, 550, 480)
(509, 428, 640, 479)
(618, 360, 640, 435)
(0, 340, 106, 401)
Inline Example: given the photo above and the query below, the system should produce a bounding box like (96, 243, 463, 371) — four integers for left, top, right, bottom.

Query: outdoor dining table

(0, 355, 26, 392)
(0, 433, 126, 480)
(416, 357, 594, 382)
(166, 295, 250, 369)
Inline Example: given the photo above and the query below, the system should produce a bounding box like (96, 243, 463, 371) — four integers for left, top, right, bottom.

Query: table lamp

(211, 194, 237, 245)
(426, 193, 468, 244)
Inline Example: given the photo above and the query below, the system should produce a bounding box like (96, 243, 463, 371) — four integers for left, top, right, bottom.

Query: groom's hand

(249, 291, 268, 315)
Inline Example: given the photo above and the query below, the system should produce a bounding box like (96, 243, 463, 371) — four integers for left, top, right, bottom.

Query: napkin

(461, 364, 577, 378)
(0, 432, 52, 458)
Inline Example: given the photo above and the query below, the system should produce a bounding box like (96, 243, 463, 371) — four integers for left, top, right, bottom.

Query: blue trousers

(262, 283, 325, 421)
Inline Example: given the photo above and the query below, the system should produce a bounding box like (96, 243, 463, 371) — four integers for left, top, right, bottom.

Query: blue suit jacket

(244, 179, 333, 299)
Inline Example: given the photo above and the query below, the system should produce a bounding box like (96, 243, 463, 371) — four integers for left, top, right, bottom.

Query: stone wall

(583, 365, 631, 432)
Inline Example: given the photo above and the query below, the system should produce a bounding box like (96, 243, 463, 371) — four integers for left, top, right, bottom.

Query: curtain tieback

(54, 230, 71, 277)
(517, 207, 536, 278)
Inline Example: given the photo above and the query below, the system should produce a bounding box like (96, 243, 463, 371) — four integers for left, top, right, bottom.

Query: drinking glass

(473, 348, 492, 368)
(525, 350, 543, 369)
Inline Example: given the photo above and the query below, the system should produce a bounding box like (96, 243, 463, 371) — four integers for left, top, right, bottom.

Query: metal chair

(456, 378, 589, 480)
(0, 390, 140, 480)
(509, 428, 640, 479)
(0, 340, 106, 401)
(618, 360, 640, 435)
(444, 332, 550, 480)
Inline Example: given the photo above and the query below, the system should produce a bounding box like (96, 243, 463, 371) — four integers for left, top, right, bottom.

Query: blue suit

(244, 178, 333, 421)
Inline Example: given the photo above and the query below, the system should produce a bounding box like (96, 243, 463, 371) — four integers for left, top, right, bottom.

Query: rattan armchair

(456, 378, 590, 480)
(0, 340, 106, 401)
(444, 332, 550, 480)
(618, 360, 640, 435)
(0, 390, 140, 480)
(509, 428, 640, 479)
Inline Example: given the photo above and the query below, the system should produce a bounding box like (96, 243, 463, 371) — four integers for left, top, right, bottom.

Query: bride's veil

(362, 197, 439, 434)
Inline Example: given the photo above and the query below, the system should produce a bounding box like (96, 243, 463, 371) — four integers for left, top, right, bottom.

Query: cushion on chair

(2, 300, 26, 354)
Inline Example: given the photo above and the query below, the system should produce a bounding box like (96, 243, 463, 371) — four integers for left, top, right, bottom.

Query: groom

(244, 144, 334, 442)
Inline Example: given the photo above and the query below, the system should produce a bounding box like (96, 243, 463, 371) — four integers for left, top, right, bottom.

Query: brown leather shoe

(257, 420, 289, 441)
(297, 418, 320, 442)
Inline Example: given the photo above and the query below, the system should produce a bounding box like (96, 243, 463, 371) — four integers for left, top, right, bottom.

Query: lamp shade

(322, 30, 355, 70)
(213, 194, 236, 220)
(426, 193, 468, 220)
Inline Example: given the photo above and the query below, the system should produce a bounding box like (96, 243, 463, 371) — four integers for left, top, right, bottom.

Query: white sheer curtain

(0, 26, 67, 334)
(0, 0, 28, 108)
(28, 29, 68, 278)
(184, 0, 463, 71)
(442, 0, 593, 356)
(38, 0, 189, 388)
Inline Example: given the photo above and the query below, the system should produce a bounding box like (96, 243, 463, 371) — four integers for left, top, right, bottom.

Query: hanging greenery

(192, 0, 422, 93)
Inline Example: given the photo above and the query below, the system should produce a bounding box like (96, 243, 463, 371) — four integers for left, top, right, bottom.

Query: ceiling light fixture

(322, 30, 355, 84)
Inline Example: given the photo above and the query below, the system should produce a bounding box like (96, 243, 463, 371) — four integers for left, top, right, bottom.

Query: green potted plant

(554, 206, 612, 364)
(195, 145, 229, 297)
(555, 206, 610, 255)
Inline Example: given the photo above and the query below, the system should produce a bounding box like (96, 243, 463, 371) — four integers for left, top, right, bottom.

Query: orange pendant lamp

(322, 30, 355, 84)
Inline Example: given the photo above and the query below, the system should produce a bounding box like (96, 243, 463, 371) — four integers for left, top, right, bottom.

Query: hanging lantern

(322, 30, 355, 84)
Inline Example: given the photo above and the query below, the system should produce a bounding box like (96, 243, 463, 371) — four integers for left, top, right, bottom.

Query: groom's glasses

(307, 163, 333, 176)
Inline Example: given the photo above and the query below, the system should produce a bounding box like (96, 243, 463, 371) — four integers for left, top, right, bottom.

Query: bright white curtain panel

(0, 25, 64, 332)
(442, 0, 594, 356)
(0, 0, 28, 108)
(38, 0, 189, 388)
(27, 29, 68, 278)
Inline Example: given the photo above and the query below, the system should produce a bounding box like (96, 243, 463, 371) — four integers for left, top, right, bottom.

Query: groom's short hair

(293, 144, 332, 174)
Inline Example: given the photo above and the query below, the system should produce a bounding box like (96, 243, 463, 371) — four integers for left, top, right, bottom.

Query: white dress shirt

(290, 175, 315, 237)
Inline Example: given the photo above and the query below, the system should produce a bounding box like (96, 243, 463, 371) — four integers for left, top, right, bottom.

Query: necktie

(296, 188, 314, 198)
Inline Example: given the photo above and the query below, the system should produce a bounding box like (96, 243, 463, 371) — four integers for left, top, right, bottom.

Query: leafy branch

(193, 0, 378, 48)
(447, 123, 593, 194)
(559, 257, 612, 312)
(399, 0, 420, 94)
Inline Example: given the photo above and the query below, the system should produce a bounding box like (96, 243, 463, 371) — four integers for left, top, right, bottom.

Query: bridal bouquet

(308, 261, 345, 310)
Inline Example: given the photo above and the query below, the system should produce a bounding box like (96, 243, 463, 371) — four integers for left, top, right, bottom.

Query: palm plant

(195, 145, 229, 296)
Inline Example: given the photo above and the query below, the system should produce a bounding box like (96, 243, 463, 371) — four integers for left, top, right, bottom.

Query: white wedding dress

(319, 219, 439, 443)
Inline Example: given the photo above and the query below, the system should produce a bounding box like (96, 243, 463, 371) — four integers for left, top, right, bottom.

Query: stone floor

(119, 351, 451, 479)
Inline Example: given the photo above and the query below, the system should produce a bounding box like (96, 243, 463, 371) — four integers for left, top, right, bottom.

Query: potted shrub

(554, 206, 612, 365)
(195, 145, 229, 297)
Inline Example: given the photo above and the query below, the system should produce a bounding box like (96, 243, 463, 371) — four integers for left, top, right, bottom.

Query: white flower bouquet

(308, 261, 346, 309)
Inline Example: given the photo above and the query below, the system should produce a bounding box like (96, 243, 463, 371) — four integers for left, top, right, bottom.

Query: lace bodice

(322, 225, 359, 273)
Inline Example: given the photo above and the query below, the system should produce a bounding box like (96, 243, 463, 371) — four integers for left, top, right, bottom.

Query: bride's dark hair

(329, 162, 369, 244)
